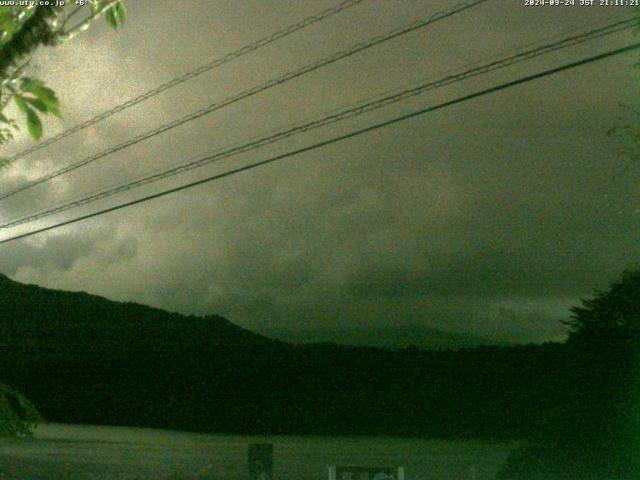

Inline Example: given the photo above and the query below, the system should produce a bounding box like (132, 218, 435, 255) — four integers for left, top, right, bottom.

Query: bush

(0, 383, 41, 436)
(497, 441, 639, 479)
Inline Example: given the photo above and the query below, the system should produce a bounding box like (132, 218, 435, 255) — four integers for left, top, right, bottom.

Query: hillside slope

(0, 273, 569, 438)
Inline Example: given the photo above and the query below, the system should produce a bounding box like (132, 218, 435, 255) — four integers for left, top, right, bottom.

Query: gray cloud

(0, 225, 137, 277)
(0, 0, 638, 345)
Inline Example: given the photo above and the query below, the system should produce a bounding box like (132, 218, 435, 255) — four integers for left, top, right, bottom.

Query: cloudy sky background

(0, 0, 638, 346)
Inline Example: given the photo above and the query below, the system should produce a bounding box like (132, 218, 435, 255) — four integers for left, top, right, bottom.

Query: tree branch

(0, 6, 64, 83)
(58, 1, 121, 43)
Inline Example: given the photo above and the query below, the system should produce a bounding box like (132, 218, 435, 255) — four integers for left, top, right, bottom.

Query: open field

(0, 424, 517, 480)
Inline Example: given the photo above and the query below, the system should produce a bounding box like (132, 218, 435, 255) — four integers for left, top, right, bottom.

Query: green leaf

(32, 86, 59, 112)
(24, 97, 48, 113)
(0, 10, 13, 27)
(22, 81, 62, 118)
(25, 108, 42, 141)
(115, 1, 126, 25)
(105, 7, 118, 29)
(13, 95, 28, 114)
(0, 11, 17, 35)
(19, 77, 45, 93)
(104, 1, 126, 30)
(48, 104, 61, 118)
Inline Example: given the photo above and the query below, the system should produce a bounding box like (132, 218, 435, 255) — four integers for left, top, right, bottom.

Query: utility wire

(1, 41, 638, 245)
(0, 0, 488, 201)
(1, 16, 635, 230)
(1, 0, 368, 164)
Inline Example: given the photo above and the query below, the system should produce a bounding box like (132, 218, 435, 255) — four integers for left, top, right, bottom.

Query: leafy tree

(564, 271, 639, 468)
(0, 1, 126, 149)
(565, 269, 639, 350)
(498, 270, 640, 479)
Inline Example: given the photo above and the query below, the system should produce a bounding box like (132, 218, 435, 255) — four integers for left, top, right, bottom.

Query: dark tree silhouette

(565, 270, 639, 349)
(563, 270, 640, 475)
(499, 270, 640, 479)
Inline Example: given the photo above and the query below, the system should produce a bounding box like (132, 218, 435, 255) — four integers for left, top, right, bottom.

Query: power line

(0, 16, 635, 230)
(0, 0, 489, 201)
(2, 0, 369, 164)
(1, 41, 638, 245)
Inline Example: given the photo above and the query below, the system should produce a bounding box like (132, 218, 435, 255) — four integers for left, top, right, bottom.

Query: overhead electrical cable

(1, 41, 638, 245)
(2, 0, 370, 164)
(0, 17, 635, 230)
(0, 0, 489, 201)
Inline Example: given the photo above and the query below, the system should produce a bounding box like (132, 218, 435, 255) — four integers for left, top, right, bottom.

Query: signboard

(329, 465, 405, 480)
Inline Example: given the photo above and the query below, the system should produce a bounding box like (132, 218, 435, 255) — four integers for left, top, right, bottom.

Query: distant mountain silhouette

(0, 272, 572, 439)
(260, 324, 503, 349)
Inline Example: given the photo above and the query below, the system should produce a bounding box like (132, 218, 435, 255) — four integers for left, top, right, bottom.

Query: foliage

(0, 383, 41, 437)
(498, 270, 640, 479)
(0, 270, 636, 458)
(3, 76, 61, 142)
(564, 269, 640, 348)
(565, 271, 640, 464)
(96, 1, 126, 30)
(0, 113, 17, 153)
(0, 1, 127, 150)
(0, 272, 571, 439)
(497, 442, 636, 480)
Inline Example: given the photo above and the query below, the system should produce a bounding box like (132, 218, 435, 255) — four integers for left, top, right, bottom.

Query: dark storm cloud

(0, 0, 638, 344)
(0, 226, 137, 276)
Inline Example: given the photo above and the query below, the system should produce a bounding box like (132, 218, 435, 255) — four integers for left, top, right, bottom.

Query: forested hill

(0, 273, 573, 439)
(0, 272, 275, 350)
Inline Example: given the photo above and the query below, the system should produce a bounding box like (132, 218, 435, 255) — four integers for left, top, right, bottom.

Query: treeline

(0, 273, 616, 441)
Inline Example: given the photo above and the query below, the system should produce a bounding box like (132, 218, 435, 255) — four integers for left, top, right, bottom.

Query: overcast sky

(0, 0, 638, 345)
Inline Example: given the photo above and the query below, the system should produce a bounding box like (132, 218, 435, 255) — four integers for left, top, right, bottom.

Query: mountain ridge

(0, 272, 278, 350)
(0, 272, 494, 350)
(0, 271, 569, 439)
